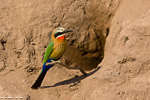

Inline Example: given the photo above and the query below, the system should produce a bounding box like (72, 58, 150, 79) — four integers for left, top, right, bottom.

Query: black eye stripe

(54, 32, 64, 38)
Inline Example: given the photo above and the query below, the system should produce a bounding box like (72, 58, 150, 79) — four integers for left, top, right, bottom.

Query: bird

(31, 27, 73, 89)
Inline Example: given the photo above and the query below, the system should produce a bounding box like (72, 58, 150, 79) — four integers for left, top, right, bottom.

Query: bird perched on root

(31, 27, 87, 90)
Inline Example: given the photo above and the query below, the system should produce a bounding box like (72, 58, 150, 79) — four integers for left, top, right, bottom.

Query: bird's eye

(54, 32, 62, 38)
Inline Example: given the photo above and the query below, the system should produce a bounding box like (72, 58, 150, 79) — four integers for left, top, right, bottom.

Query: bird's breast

(50, 41, 66, 60)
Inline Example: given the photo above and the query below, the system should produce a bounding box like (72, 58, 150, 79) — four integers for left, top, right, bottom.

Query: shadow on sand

(40, 66, 101, 89)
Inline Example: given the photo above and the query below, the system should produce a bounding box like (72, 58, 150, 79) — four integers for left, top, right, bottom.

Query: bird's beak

(63, 30, 73, 33)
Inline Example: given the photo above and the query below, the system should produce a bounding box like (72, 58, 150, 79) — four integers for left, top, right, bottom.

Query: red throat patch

(57, 35, 65, 41)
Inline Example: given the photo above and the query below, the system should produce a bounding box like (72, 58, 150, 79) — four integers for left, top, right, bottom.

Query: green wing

(43, 41, 54, 64)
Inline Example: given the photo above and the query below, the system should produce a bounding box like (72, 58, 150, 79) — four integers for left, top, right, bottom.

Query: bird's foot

(52, 60, 61, 63)
(45, 60, 61, 66)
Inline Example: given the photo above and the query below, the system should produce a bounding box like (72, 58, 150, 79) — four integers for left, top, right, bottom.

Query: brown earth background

(0, 0, 150, 100)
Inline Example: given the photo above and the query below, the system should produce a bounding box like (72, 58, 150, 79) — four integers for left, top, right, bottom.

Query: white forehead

(56, 27, 65, 32)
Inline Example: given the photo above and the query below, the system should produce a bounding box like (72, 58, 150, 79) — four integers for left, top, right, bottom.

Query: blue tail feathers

(31, 58, 55, 89)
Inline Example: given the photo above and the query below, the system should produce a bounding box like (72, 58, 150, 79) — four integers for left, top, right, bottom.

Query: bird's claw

(45, 60, 61, 66)
(51, 60, 61, 64)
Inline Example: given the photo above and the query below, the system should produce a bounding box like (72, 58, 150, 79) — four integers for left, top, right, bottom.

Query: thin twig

(46, 60, 87, 75)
